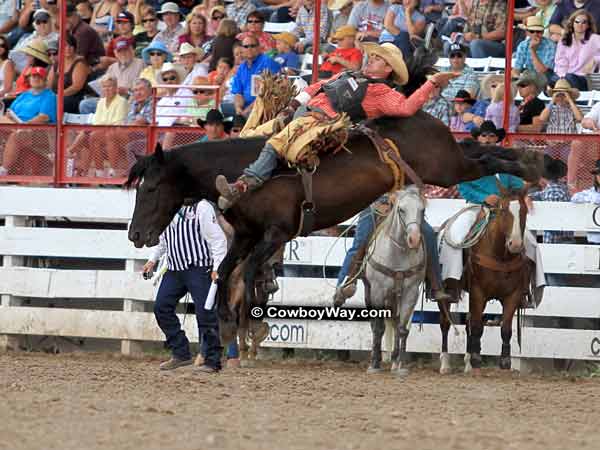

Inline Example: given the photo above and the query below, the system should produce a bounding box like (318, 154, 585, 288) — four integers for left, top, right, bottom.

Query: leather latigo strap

(357, 125, 424, 191)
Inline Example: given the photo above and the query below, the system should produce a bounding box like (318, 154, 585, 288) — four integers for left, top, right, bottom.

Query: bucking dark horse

(126, 58, 551, 324)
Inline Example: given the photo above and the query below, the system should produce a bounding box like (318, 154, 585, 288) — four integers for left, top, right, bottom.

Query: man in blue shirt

(512, 16, 556, 84)
(231, 35, 281, 117)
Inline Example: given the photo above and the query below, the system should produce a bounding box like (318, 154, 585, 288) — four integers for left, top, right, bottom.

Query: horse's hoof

(366, 366, 384, 374)
(439, 353, 451, 375)
(470, 368, 482, 377)
(499, 356, 511, 370)
(440, 367, 452, 375)
(392, 367, 409, 377)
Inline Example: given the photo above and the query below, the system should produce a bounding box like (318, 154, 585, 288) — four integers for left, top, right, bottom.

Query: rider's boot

(215, 174, 262, 210)
(333, 243, 368, 307)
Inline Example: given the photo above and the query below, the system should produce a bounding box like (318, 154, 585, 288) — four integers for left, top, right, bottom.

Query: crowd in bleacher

(0, 0, 600, 192)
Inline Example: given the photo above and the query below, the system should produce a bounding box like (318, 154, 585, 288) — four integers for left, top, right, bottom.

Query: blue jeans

(468, 39, 505, 58)
(564, 73, 589, 91)
(337, 207, 376, 285)
(201, 337, 239, 358)
(220, 101, 236, 118)
(154, 266, 222, 369)
(392, 32, 414, 60)
(244, 143, 279, 181)
(79, 97, 99, 115)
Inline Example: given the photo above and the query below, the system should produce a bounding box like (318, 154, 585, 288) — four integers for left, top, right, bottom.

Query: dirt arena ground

(1, 352, 600, 450)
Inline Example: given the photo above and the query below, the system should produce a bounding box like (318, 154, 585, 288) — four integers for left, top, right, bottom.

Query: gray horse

(364, 186, 426, 376)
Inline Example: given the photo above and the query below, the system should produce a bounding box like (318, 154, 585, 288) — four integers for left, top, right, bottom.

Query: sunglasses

(142, 18, 156, 23)
(149, 51, 164, 56)
(35, 19, 48, 24)
(574, 19, 588, 24)
(231, 128, 241, 133)
(528, 30, 543, 34)
(247, 19, 263, 23)
(162, 75, 178, 82)
(242, 44, 259, 48)
(213, 14, 224, 19)
(449, 53, 464, 58)
(48, 50, 58, 56)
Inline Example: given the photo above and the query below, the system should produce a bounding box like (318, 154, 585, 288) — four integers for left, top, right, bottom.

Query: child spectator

(422, 80, 451, 126)
(529, 158, 573, 243)
(273, 32, 300, 74)
(485, 82, 520, 132)
(450, 89, 476, 132)
(320, 25, 362, 76)
(462, 73, 502, 131)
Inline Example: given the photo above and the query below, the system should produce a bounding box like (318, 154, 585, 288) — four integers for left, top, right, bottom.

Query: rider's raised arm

(373, 80, 436, 117)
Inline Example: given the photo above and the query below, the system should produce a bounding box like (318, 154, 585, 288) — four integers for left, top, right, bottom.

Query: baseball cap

(116, 11, 134, 24)
(33, 9, 51, 21)
(29, 66, 47, 78)
(114, 36, 134, 51)
(449, 43, 466, 55)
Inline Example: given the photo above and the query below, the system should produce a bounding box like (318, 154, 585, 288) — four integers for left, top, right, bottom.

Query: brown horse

(438, 185, 530, 374)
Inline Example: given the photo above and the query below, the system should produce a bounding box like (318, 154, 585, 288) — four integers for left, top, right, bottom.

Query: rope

(441, 205, 491, 249)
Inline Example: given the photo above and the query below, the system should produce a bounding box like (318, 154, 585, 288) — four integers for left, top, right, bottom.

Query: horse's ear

(154, 142, 165, 164)
(495, 178, 509, 197)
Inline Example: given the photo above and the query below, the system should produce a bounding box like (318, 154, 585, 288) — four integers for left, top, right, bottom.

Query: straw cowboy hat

(20, 39, 50, 64)
(548, 78, 580, 100)
(515, 70, 547, 94)
(178, 42, 204, 58)
(273, 32, 298, 48)
(361, 42, 409, 85)
(209, 5, 226, 18)
(491, 81, 517, 103)
(331, 25, 357, 41)
(480, 74, 504, 100)
(156, 62, 188, 84)
(328, 0, 353, 10)
(525, 15, 545, 32)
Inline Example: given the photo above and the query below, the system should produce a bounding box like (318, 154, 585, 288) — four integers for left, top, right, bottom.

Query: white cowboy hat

(360, 42, 409, 85)
(177, 42, 204, 58)
(157, 62, 188, 84)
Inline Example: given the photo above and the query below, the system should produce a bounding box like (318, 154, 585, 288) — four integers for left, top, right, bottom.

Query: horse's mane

(400, 47, 439, 98)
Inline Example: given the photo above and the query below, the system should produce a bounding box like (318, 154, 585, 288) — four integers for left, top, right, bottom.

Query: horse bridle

(387, 189, 424, 251)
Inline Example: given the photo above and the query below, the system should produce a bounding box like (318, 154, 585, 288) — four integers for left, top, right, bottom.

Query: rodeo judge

(143, 200, 227, 373)
(215, 42, 460, 209)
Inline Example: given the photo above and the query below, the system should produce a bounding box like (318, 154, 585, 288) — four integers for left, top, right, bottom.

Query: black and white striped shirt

(150, 200, 227, 272)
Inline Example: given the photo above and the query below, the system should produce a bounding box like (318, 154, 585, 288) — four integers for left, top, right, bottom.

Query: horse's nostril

(132, 231, 140, 241)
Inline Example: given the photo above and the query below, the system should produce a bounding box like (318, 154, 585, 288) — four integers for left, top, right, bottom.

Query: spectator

(320, 25, 362, 75)
(529, 158, 573, 244)
(526, 0, 559, 41)
(419, 0, 444, 26)
(549, 0, 600, 39)
(178, 42, 209, 84)
(90, 0, 121, 38)
(462, 73, 502, 130)
(155, 63, 193, 127)
(439, 0, 472, 37)
(178, 10, 211, 50)
(485, 81, 519, 132)
(422, 80, 451, 125)
(208, 5, 227, 37)
(140, 40, 173, 86)
(348, 0, 389, 43)
(515, 70, 546, 132)
(457, 0, 506, 58)
(10, 9, 58, 73)
(102, 11, 136, 68)
(512, 15, 556, 82)
(134, 6, 160, 58)
(80, 37, 144, 114)
(294, 0, 330, 53)
(273, 32, 300, 74)
(554, 10, 600, 92)
(66, 3, 106, 69)
(0, 66, 56, 176)
(192, 0, 224, 24)
(328, 0, 353, 35)
(0, 1, 18, 44)
(153, 2, 185, 54)
(539, 79, 582, 164)
(379, 0, 426, 59)
(220, 42, 244, 116)
(76, 1, 94, 25)
(208, 18, 238, 72)
(12, 40, 50, 97)
(226, 0, 256, 28)
(571, 159, 600, 243)
(236, 11, 276, 53)
(126, 78, 154, 125)
(198, 108, 233, 140)
(440, 43, 479, 99)
(450, 89, 476, 132)
(47, 33, 91, 114)
(231, 34, 281, 116)
(67, 75, 129, 177)
(207, 57, 235, 89)
(0, 35, 16, 99)
(229, 114, 246, 137)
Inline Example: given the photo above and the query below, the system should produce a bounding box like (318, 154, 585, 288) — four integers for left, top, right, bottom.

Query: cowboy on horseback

(215, 43, 459, 209)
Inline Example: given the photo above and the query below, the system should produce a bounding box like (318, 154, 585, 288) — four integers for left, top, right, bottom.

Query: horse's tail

(402, 46, 439, 98)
